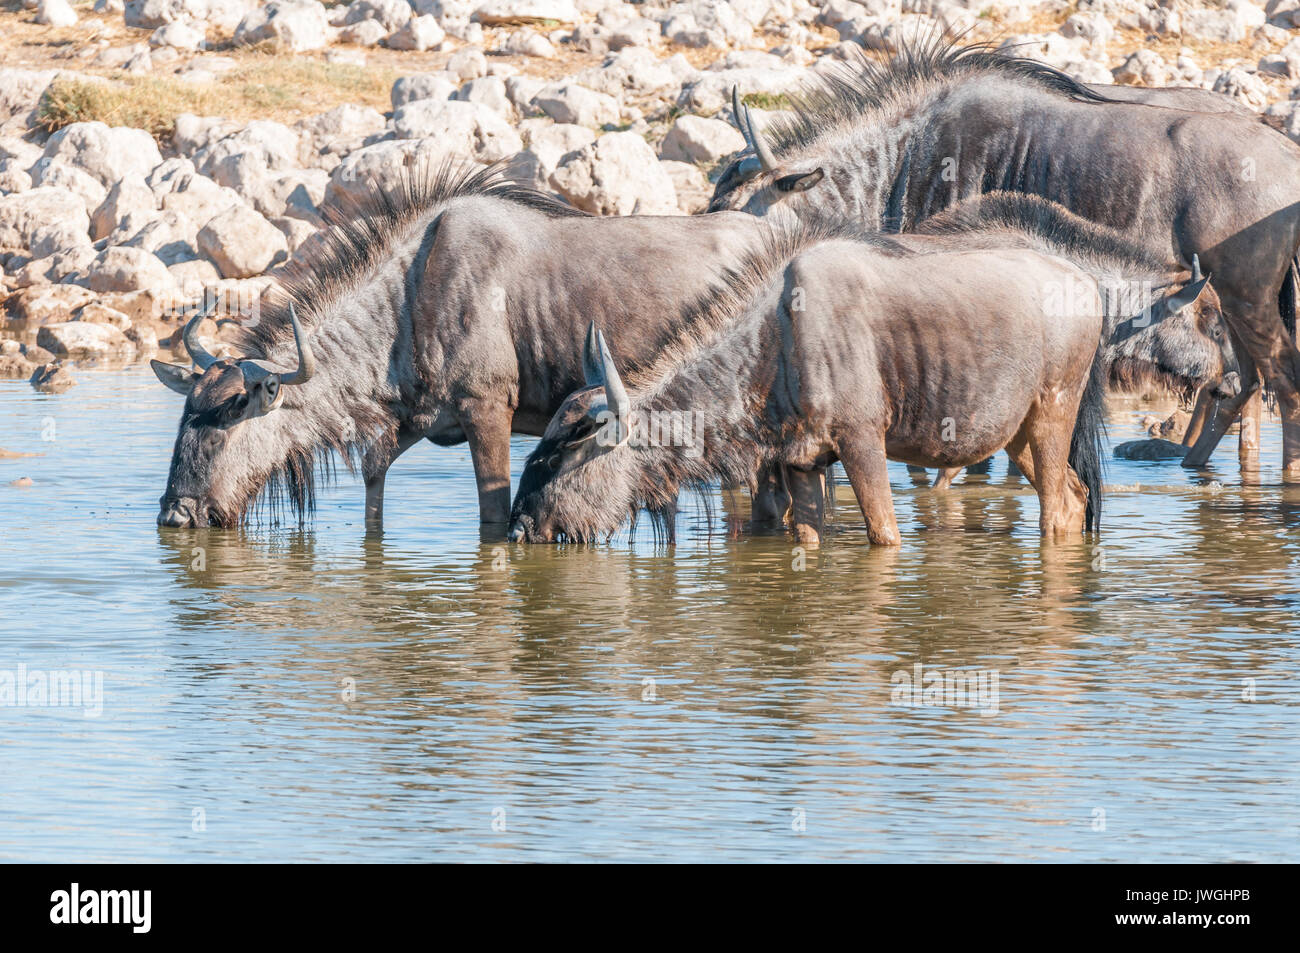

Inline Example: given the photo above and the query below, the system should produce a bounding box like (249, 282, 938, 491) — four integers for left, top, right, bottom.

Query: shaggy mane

(913, 191, 1172, 277)
(243, 160, 583, 356)
(762, 35, 1113, 159)
(627, 217, 891, 393)
(198, 162, 582, 525)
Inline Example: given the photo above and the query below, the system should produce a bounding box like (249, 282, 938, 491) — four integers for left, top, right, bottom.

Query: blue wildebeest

(745, 191, 1240, 512)
(508, 226, 1121, 546)
(709, 40, 1300, 476)
(150, 164, 770, 531)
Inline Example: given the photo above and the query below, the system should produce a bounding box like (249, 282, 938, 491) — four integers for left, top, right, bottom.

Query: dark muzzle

(1211, 370, 1243, 401)
(158, 497, 208, 528)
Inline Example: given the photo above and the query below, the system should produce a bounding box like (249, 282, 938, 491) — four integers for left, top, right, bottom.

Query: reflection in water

(0, 374, 1296, 861)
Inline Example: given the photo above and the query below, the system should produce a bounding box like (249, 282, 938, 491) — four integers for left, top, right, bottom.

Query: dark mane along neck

(914, 192, 1173, 283)
(241, 160, 583, 361)
(765, 37, 1112, 161)
(618, 222, 876, 507)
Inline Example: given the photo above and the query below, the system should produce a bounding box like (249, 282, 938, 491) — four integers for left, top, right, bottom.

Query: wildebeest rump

(150, 164, 770, 530)
(709, 39, 1300, 475)
(507, 227, 1112, 546)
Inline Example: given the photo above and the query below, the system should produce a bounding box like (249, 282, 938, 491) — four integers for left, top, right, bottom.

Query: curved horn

(279, 302, 316, 386)
(731, 86, 778, 174)
(1191, 254, 1202, 282)
(747, 105, 778, 173)
(582, 321, 602, 387)
(182, 304, 219, 370)
(595, 329, 630, 425)
(731, 85, 752, 147)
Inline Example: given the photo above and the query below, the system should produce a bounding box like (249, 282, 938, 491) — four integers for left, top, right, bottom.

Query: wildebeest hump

(415, 200, 770, 424)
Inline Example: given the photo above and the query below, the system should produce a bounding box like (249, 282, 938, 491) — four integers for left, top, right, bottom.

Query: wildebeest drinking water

(150, 164, 770, 531)
(710, 39, 1300, 476)
(509, 226, 1118, 546)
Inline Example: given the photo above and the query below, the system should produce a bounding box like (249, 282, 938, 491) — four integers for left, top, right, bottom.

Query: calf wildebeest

(150, 164, 770, 531)
(710, 40, 1300, 476)
(508, 227, 1117, 546)
(749, 191, 1241, 510)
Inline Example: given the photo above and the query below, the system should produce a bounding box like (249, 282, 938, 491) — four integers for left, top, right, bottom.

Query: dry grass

(36, 55, 400, 140)
(1, 1, 1293, 145)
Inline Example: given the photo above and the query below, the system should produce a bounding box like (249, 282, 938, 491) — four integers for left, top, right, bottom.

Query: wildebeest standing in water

(745, 192, 1240, 514)
(509, 228, 1118, 546)
(710, 41, 1300, 475)
(150, 164, 770, 531)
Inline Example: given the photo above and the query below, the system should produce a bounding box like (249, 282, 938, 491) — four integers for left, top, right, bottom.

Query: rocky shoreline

(1, 0, 1299, 392)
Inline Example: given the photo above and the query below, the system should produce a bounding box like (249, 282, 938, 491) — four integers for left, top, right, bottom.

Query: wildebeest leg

(458, 398, 514, 528)
(1183, 349, 1260, 469)
(1238, 388, 1261, 467)
(363, 430, 422, 532)
(1181, 387, 1215, 448)
(1002, 431, 1037, 488)
(750, 462, 791, 526)
(933, 466, 961, 489)
(1015, 406, 1086, 538)
(904, 464, 930, 487)
(1286, 411, 1300, 480)
(837, 434, 900, 545)
(787, 467, 824, 545)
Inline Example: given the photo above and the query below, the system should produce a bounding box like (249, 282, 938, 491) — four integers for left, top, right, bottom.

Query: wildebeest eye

(216, 394, 250, 426)
(546, 453, 562, 470)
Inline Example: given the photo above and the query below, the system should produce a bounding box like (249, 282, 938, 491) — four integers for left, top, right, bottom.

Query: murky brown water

(1, 368, 1297, 860)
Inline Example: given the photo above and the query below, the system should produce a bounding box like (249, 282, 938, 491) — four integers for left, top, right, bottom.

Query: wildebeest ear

(151, 359, 197, 396)
(775, 169, 825, 194)
(1163, 272, 1211, 315)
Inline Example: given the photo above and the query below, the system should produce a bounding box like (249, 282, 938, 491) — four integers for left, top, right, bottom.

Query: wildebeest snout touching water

(510, 228, 1116, 546)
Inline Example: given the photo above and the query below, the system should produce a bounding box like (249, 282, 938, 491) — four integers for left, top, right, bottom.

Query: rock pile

(1, 0, 1298, 387)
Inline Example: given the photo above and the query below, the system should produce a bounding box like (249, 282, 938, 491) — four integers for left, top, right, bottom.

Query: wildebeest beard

(159, 361, 390, 528)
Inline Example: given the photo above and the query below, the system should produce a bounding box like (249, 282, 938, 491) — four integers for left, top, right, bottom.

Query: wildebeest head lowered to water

(151, 304, 326, 527)
(511, 226, 1121, 546)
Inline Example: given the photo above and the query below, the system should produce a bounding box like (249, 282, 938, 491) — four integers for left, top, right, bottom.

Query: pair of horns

(732, 86, 777, 176)
(181, 301, 316, 386)
(582, 323, 630, 439)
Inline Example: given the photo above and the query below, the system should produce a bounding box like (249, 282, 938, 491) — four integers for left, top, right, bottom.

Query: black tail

(1281, 255, 1298, 344)
(1069, 343, 1107, 533)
